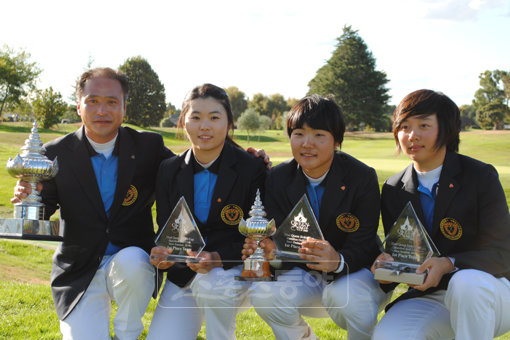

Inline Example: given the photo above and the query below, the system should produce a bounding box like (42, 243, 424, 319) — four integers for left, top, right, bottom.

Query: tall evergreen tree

(308, 26, 390, 131)
(119, 56, 166, 127)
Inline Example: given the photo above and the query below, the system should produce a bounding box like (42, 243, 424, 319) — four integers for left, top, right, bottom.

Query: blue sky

(2, 0, 509, 107)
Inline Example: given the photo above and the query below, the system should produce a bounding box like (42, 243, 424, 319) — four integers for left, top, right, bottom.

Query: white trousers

(59, 246, 155, 340)
(148, 265, 250, 340)
(249, 267, 390, 340)
(323, 268, 392, 340)
(191, 265, 251, 340)
(146, 280, 203, 340)
(373, 269, 510, 340)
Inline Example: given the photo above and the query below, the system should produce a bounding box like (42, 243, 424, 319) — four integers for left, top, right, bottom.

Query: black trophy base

(374, 261, 426, 285)
(0, 218, 63, 241)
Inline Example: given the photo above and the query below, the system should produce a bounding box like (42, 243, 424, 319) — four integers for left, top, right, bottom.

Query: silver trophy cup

(236, 189, 276, 281)
(0, 121, 63, 240)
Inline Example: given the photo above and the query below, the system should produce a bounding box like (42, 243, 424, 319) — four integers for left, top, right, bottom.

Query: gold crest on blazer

(440, 217, 462, 240)
(336, 213, 360, 232)
(122, 185, 138, 206)
(221, 204, 244, 225)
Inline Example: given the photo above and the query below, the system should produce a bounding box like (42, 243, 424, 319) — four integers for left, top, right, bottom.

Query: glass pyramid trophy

(153, 197, 205, 263)
(374, 201, 439, 285)
(273, 194, 324, 262)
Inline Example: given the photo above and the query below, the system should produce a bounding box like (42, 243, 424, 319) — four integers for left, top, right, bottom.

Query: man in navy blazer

(13, 67, 174, 339)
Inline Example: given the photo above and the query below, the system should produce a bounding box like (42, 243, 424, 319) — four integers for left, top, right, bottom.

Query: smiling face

(397, 114, 447, 172)
(77, 77, 125, 143)
(290, 123, 339, 178)
(184, 97, 230, 163)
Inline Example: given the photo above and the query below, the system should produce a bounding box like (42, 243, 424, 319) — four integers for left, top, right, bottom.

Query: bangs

(288, 109, 334, 132)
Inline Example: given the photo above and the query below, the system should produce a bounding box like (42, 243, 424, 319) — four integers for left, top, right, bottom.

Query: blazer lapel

(67, 127, 107, 219)
(319, 154, 347, 234)
(209, 143, 238, 222)
(109, 127, 137, 220)
(432, 152, 461, 236)
(286, 162, 308, 209)
(177, 149, 195, 211)
(399, 164, 427, 227)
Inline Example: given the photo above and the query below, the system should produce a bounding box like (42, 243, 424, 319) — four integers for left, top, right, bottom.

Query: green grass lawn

(1, 122, 510, 339)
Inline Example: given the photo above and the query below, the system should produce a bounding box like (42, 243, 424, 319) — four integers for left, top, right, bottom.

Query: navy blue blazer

(382, 151, 510, 306)
(265, 151, 381, 279)
(42, 126, 174, 320)
(155, 141, 267, 287)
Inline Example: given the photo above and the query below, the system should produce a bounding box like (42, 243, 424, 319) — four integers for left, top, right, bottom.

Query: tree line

(1, 26, 509, 130)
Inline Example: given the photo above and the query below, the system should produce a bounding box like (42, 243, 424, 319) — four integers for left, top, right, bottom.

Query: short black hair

(393, 89, 461, 152)
(287, 94, 345, 146)
(76, 67, 128, 102)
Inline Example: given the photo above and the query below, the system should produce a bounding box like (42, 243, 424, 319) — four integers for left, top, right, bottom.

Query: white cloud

(422, 0, 508, 21)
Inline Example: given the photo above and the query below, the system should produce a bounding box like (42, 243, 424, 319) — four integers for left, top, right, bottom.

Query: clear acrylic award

(374, 201, 439, 285)
(153, 197, 205, 263)
(273, 194, 324, 262)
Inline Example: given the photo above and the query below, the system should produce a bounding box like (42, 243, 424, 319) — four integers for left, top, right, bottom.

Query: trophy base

(150, 254, 199, 263)
(374, 261, 426, 285)
(235, 258, 274, 281)
(14, 204, 44, 220)
(0, 218, 63, 241)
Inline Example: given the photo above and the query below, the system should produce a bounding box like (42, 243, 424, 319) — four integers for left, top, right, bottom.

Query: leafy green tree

(274, 113, 284, 130)
(259, 115, 272, 130)
(476, 100, 508, 130)
(0, 46, 40, 119)
(281, 111, 289, 131)
(473, 70, 510, 129)
(225, 86, 247, 121)
(307, 26, 390, 131)
(257, 115, 273, 141)
(502, 72, 510, 101)
(237, 108, 260, 143)
(286, 98, 299, 110)
(267, 93, 287, 119)
(32, 87, 67, 129)
(473, 70, 507, 106)
(459, 104, 478, 129)
(248, 93, 270, 117)
(119, 56, 166, 127)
